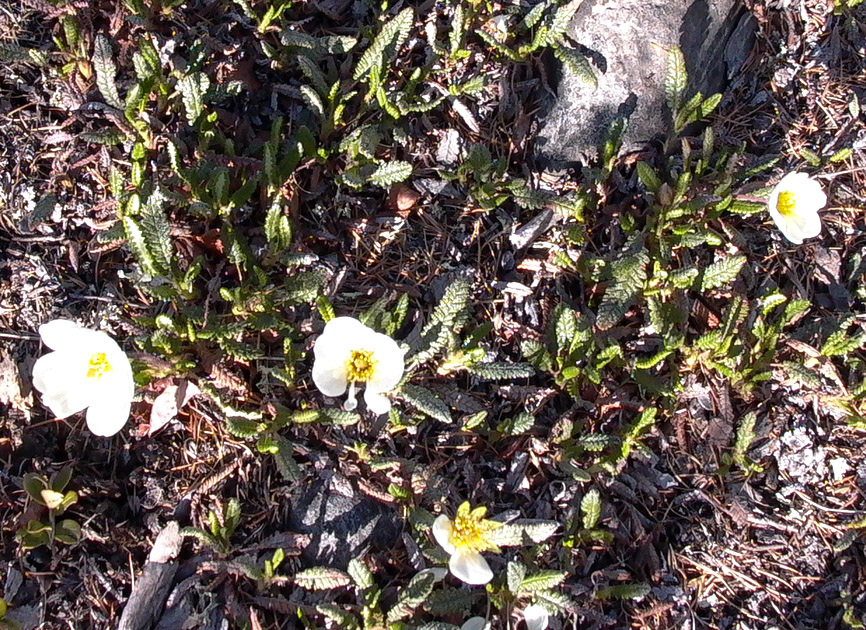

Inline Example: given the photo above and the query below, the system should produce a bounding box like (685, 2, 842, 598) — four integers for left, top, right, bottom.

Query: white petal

(364, 391, 392, 415)
(449, 549, 493, 585)
(432, 514, 456, 554)
(38, 319, 85, 351)
(32, 351, 94, 418)
(312, 357, 349, 397)
(523, 604, 550, 630)
(366, 332, 405, 393)
(313, 317, 373, 361)
(461, 618, 489, 630)
(85, 390, 131, 436)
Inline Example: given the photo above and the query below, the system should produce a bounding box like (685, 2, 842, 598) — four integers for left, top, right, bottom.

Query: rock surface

(536, 0, 756, 162)
(288, 475, 401, 568)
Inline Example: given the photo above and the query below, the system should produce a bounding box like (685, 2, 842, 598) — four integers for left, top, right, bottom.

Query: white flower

(767, 172, 826, 244)
(462, 618, 489, 630)
(312, 317, 405, 415)
(523, 604, 550, 630)
(31, 319, 134, 436)
(432, 502, 501, 585)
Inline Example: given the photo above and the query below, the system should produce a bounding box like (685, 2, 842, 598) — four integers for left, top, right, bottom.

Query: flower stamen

(776, 191, 796, 216)
(345, 349, 377, 382)
(86, 352, 113, 380)
(449, 505, 499, 554)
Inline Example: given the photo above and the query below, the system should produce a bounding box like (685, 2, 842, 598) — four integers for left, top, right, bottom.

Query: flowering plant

(312, 316, 405, 414)
(432, 502, 502, 585)
(767, 172, 826, 244)
(31, 319, 134, 436)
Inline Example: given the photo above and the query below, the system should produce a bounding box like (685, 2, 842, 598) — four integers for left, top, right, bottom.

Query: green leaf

(93, 35, 122, 108)
(295, 567, 352, 590)
(701, 255, 746, 291)
(519, 570, 568, 593)
(299, 84, 325, 118)
(727, 199, 766, 215)
(636, 161, 661, 193)
(368, 160, 413, 187)
(597, 238, 648, 330)
(316, 604, 359, 629)
(54, 519, 82, 545)
(123, 216, 158, 275)
(507, 561, 526, 593)
(398, 384, 451, 423)
(497, 412, 535, 436)
(348, 557, 375, 590)
(353, 8, 414, 81)
(265, 197, 292, 251)
(581, 488, 602, 529)
(177, 72, 211, 125)
(554, 46, 597, 88)
(140, 191, 172, 275)
(664, 45, 687, 113)
(224, 416, 263, 438)
(466, 362, 534, 380)
(386, 570, 436, 623)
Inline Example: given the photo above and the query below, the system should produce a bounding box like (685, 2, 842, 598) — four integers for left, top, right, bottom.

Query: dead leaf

(149, 380, 202, 435)
(387, 183, 420, 215)
(0, 351, 32, 412)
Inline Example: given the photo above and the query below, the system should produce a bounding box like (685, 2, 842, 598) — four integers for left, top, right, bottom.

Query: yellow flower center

(776, 191, 797, 216)
(345, 349, 377, 382)
(450, 506, 500, 554)
(86, 352, 113, 379)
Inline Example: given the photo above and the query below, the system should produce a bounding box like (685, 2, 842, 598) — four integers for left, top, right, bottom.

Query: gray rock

(536, 0, 756, 162)
(289, 476, 401, 568)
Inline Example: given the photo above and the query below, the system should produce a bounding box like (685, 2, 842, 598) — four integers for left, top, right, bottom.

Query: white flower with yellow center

(432, 502, 502, 585)
(31, 319, 134, 437)
(767, 172, 826, 244)
(312, 317, 405, 415)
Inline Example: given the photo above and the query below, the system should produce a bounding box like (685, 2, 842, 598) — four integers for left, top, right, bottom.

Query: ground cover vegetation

(0, 0, 865, 627)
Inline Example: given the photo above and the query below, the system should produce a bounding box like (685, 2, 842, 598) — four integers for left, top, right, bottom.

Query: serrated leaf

(177, 72, 210, 125)
(299, 84, 325, 118)
(140, 192, 172, 274)
(386, 570, 436, 623)
(533, 589, 579, 613)
(295, 567, 352, 590)
(316, 604, 359, 629)
(353, 8, 414, 81)
(507, 561, 526, 593)
(424, 587, 475, 617)
(369, 160, 413, 187)
(225, 416, 263, 438)
(123, 216, 158, 275)
(467, 362, 534, 380)
(497, 412, 535, 436)
(398, 384, 451, 422)
(519, 570, 568, 593)
(179, 526, 221, 551)
(701, 255, 746, 290)
(554, 46, 596, 88)
(581, 489, 601, 529)
(348, 557, 375, 590)
(265, 197, 292, 251)
(664, 45, 687, 113)
(93, 35, 122, 108)
(597, 238, 648, 330)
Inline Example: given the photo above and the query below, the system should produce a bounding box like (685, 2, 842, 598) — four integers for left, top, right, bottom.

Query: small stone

(536, 0, 753, 162)
(288, 477, 401, 568)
